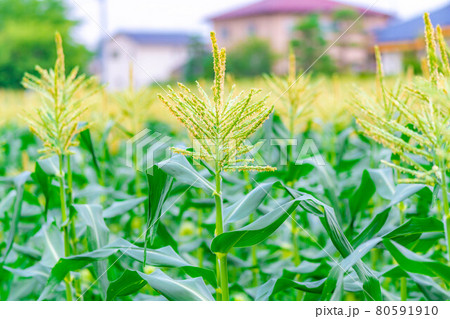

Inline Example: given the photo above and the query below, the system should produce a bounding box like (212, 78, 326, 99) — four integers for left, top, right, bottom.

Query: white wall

(104, 35, 189, 90)
(380, 52, 404, 75)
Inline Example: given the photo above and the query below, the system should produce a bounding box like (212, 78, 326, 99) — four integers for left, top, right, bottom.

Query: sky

(68, 0, 450, 48)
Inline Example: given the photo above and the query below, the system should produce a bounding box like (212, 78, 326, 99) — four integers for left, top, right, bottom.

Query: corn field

(0, 14, 449, 302)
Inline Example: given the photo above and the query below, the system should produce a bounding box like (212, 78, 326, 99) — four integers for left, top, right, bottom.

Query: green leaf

(352, 207, 390, 247)
(36, 156, 59, 176)
(39, 239, 216, 300)
(142, 269, 214, 301)
(103, 197, 146, 219)
(145, 165, 173, 247)
(158, 155, 214, 195)
(79, 127, 101, 178)
(116, 242, 216, 287)
(384, 217, 444, 240)
(390, 184, 431, 207)
(213, 183, 382, 300)
(349, 168, 395, 209)
(224, 181, 275, 224)
(153, 222, 179, 252)
(211, 198, 309, 254)
(107, 269, 147, 300)
(321, 266, 344, 301)
(352, 186, 433, 247)
(383, 239, 450, 285)
(1, 171, 31, 266)
(33, 157, 62, 218)
(408, 273, 450, 300)
(349, 170, 376, 217)
(43, 204, 109, 298)
(321, 205, 382, 301)
(4, 263, 50, 281)
(40, 222, 64, 267)
(367, 168, 395, 200)
(211, 188, 327, 254)
(12, 243, 41, 260)
(109, 269, 214, 301)
(73, 203, 110, 299)
(256, 277, 326, 301)
(0, 190, 16, 218)
(321, 238, 382, 301)
(34, 161, 52, 217)
(300, 158, 340, 214)
(74, 204, 109, 250)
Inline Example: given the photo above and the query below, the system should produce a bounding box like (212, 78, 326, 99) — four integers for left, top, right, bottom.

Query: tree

(227, 37, 275, 77)
(183, 36, 213, 82)
(291, 13, 336, 75)
(0, 0, 91, 88)
(332, 8, 359, 22)
(332, 8, 364, 73)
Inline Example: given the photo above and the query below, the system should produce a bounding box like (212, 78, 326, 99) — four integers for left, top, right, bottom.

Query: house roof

(115, 31, 193, 45)
(209, 0, 391, 21)
(376, 3, 450, 43)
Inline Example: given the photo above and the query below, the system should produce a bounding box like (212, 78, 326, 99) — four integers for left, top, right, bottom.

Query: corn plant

(21, 32, 97, 300)
(352, 14, 450, 264)
(158, 32, 275, 300)
(265, 49, 317, 145)
(115, 63, 154, 197)
(115, 63, 154, 136)
(264, 51, 318, 297)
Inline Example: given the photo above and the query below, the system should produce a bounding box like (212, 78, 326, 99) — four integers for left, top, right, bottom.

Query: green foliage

(403, 51, 423, 75)
(226, 37, 276, 78)
(332, 8, 359, 21)
(1, 14, 450, 303)
(0, 0, 91, 88)
(291, 13, 336, 75)
(352, 13, 450, 264)
(183, 36, 214, 82)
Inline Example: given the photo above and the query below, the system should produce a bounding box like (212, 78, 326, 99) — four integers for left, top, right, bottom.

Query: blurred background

(0, 0, 450, 90)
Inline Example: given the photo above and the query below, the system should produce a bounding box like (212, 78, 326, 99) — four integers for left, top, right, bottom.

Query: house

(104, 31, 192, 90)
(209, 0, 392, 73)
(376, 3, 450, 75)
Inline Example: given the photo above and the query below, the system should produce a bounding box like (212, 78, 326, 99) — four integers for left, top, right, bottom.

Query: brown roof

(210, 0, 391, 21)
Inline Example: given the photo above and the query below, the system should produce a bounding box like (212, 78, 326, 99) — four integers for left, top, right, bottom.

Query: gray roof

(116, 31, 193, 45)
(376, 3, 450, 43)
